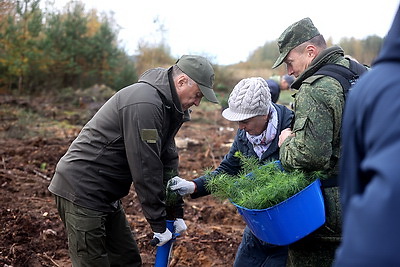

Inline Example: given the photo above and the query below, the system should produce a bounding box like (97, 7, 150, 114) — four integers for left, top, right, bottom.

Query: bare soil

(0, 95, 245, 267)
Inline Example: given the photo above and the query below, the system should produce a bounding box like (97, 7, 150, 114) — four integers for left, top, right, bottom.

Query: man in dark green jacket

(273, 18, 349, 266)
(48, 55, 219, 266)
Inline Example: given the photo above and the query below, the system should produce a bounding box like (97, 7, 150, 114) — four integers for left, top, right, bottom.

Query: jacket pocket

(65, 210, 104, 257)
(292, 117, 308, 133)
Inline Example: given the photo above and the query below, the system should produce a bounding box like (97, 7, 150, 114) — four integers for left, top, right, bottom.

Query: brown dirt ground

(0, 95, 245, 267)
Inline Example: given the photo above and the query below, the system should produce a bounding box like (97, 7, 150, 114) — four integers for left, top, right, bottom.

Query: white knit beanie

(222, 77, 272, 121)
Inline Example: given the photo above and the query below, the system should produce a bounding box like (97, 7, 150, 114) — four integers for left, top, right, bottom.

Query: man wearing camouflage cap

(274, 18, 348, 266)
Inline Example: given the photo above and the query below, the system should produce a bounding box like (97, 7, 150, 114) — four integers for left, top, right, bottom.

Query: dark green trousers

(55, 196, 141, 267)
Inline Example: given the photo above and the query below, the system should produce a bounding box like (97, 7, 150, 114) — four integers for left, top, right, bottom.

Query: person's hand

(278, 128, 295, 147)
(152, 229, 173, 246)
(174, 218, 187, 234)
(169, 176, 196, 196)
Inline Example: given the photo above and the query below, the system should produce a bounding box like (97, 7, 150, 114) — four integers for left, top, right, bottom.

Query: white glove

(169, 176, 196, 196)
(153, 228, 173, 247)
(174, 218, 187, 234)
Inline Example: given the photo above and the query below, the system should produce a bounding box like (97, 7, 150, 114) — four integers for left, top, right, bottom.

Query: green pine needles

(166, 180, 179, 206)
(165, 174, 180, 220)
(205, 152, 323, 210)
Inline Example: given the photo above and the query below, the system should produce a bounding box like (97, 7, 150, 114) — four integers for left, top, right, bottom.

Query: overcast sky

(48, 0, 399, 65)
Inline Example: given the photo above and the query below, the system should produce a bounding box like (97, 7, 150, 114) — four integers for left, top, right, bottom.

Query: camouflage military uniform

(282, 46, 348, 267)
(280, 46, 347, 178)
(273, 18, 349, 267)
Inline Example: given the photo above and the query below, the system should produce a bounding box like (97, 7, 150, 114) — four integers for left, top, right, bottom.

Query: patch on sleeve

(141, 129, 158, 144)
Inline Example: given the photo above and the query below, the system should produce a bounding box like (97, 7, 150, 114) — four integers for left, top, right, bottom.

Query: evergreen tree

(0, 0, 43, 93)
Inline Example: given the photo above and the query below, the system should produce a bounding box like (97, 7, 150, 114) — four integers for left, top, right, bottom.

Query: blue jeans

(234, 226, 288, 267)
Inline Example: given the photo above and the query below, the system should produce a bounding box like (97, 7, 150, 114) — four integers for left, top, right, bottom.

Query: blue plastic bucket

(232, 179, 325, 245)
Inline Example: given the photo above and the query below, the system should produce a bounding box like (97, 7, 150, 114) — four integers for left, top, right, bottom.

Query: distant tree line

(0, 0, 137, 94)
(0, 0, 385, 96)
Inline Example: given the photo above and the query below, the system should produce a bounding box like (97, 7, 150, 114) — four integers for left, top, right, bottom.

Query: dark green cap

(176, 55, 218, 103)
(272, 17, 320, 69)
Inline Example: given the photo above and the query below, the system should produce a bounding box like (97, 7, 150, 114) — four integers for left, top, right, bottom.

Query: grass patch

(0, 106, 42, 139)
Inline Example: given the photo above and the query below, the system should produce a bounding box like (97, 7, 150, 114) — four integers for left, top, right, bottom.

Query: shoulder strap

(348, 59, 369, 76)
(314, 63, 357, 93)
(313, 59, 368, 96)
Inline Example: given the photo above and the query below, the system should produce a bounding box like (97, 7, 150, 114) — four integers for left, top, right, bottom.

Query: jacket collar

(139, 66, 190, 121)
(291, 46, 344, 89)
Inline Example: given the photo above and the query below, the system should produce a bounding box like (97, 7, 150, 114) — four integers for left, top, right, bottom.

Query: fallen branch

(33, 169, 51, 181)
(43, 252, 60, 267)
(136, 234, 148, 240)
(9, 243, 16, 256)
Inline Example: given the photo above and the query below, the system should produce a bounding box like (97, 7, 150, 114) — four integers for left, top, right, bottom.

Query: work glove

(152, 228, 173, 247)
(169, 176, 196, 196)
(174, 218, 187, 234)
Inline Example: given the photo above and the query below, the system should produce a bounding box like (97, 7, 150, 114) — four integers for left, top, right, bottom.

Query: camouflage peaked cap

(272, 17, 320, 69)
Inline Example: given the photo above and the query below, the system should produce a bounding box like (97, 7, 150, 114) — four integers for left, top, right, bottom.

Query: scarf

(246, 105, 278, 159)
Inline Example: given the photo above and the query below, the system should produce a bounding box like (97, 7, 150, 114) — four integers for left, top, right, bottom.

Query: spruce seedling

(205, 152, 324, 209)
(166, 176, 180, 207)
(165, 170, 180, 220)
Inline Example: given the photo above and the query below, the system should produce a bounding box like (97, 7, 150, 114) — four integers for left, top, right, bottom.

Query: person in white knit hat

(170, 77, 294, 266)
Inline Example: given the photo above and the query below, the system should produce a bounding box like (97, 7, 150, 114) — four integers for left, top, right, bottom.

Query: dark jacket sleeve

(162, 143, 184, 219)
(121, 99, 168, 233)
